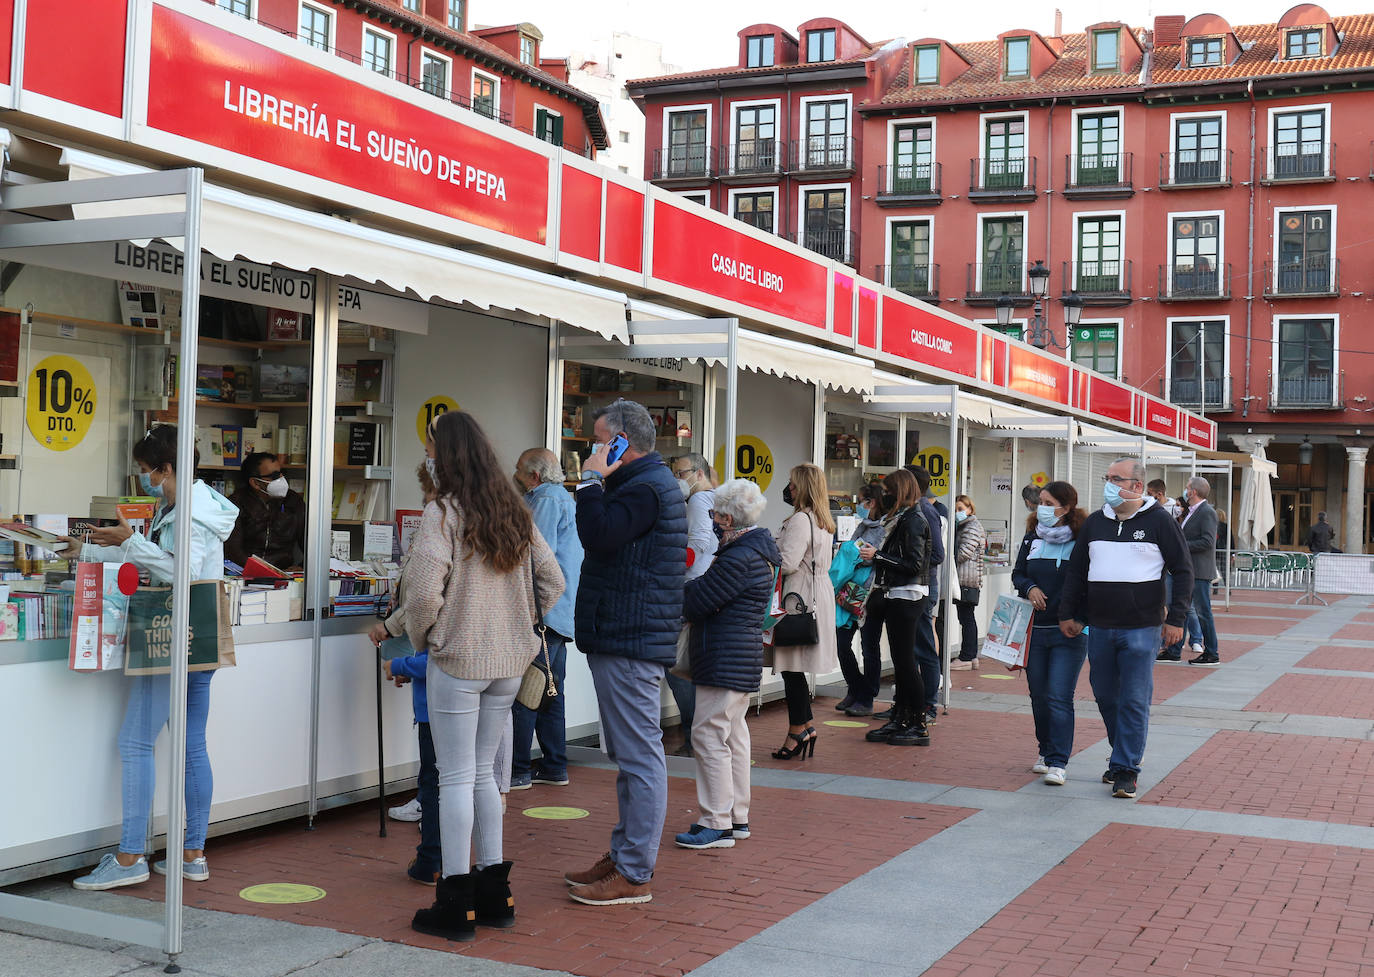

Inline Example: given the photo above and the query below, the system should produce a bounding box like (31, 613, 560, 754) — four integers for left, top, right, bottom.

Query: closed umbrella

(1237, 456, 1278, 549)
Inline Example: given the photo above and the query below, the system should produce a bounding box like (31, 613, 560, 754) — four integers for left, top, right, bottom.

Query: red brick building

(206, 0, 608, 156)
(631, 6, 1374, 552)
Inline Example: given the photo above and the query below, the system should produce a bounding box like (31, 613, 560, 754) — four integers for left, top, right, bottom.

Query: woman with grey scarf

(1010, 481, 1088, 787)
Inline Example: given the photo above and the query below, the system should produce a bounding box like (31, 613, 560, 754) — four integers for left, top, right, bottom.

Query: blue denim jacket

(526, 481, 582, 641)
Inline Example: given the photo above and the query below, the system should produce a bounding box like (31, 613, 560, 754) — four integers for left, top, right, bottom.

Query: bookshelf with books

(328, 321, 395, 580)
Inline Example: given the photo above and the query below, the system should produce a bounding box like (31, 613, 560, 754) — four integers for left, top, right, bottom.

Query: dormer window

(1092, 29, 1120, 71)
(1186, 36, 1223, 67)
(1004, 36, 1029, 79)
(914, 44, 939, 84)
(806, 28, 836, 63)
(519, 35, 536, 65)
(746, 34, 775, 68)
(1285, 27, 1323, 58)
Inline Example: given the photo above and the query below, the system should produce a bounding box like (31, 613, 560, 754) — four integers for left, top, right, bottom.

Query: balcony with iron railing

(650, 146, 714, 182)
(1263, 257, 1339, 298)
(1158, 150, 1233, 189)
(879, 263, 940, 300)
(968, 157, 1037, 201)
(795, 227, 857, 265)
(1061, 260, 1132, 305)
(719, 140, 781, 180)
(1261, 141, 1336, 183)
(785, 136, 856, 175)
(1063, 153, 1134, 199)
(1163, 376, 1233, 412)
(1157, 263, 1232, 301)
(965, 262, 1032, 304)
(1268, 371, 1345, 411)
(875, 163, 942, 206)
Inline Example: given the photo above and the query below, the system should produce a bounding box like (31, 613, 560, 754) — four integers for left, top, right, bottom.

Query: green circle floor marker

(824, 719, 870, 728)
(523, 806, 590, 820)
(239, 883, 326, 904)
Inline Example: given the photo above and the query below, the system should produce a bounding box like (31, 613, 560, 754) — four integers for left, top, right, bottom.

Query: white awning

(986, 401, 1074, 439)
(59, 148, 631, 342)
(868, 371, 992, 423)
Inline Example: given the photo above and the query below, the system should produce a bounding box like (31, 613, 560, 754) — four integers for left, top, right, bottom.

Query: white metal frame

(361, 23, 398, 79)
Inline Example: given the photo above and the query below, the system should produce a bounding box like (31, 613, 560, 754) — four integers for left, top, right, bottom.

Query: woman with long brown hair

(1010, 480, 1088, 786)
(770, 463, 837, 759)
(405, 410, 565, 942)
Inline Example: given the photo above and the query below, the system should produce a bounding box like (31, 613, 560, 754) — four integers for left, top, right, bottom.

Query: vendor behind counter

(225, 451, 306, 570)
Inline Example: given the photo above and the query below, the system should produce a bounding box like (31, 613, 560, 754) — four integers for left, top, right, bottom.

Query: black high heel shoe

(771, 727, 817, 760)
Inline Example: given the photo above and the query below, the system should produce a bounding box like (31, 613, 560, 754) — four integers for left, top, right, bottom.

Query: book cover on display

(354, 359, 385, 401)
(0, 310, 20, 383)
(267, 309, 302, 340)
(395, 509, 424, 554)
(347, 422, 378, 466)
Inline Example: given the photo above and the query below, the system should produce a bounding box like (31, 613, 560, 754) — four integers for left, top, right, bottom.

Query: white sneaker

(387, 798, 422, 822)
(1192, 643, 1204, 655)
(1043, 767, 1067, 786)
(1031, 757, 1050, 774)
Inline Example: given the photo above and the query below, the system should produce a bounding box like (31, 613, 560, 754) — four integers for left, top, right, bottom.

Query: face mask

(712, 521, 726, 541)
(955, 509, 969, 524)
(1036, 504, 1060, 527)
(425, 457, 437, 482)
(881, 491, 897, 510)
(139, 471, 164, 499)
(1104, 481, 1125, 509)
(782, 484, 795, 507)
(263, 476, 289, 499)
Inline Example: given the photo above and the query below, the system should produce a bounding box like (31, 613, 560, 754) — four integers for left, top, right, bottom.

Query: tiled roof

(1152, 13, 1374, 84)
(625, 43, 889, 89)
(875, 32, 1145, 108)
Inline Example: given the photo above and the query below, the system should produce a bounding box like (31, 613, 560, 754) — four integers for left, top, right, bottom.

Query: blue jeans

(415, 721, 441, 873)
(1024, 627, 1088, 768)
(589, 654, 667, 885)
(511, 634, 568, 777)
(664, 668, 696, 745)
(1164, 575, 1201, 654)
(1087, 626, 1157, 776)
(838, 624, 881, 704)
(1191, 578, 1218, 657)
(119, 672, 214, 854)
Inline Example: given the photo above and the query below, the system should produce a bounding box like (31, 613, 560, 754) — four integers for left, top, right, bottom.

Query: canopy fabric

(867, 371, 992, 423)
(60, 148, 632, 342)
(1236, 455, 1278, 550)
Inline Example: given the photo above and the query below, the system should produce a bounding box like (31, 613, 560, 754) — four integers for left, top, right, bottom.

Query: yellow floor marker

(239, 883, 326, 904)
(523, 806, 590, 820)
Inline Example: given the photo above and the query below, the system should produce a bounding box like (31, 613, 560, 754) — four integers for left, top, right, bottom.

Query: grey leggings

(424, 663, 520, 878)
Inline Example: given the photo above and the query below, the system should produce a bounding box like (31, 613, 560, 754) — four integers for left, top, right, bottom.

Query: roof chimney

(1054, 9, 1062, 36)
(1154, 15, 1186, 46)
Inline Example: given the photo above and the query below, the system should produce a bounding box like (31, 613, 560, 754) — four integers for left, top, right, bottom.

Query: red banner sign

(650, 201, 828, 329)
(832, 272, 854, 338)
(146, 6, 551, 243)
(880, 297, 978, 377)
(1007, 347, 1070, 405)
(1090, 377, 1133, 424)
(1144, 399, 1180, 437)
(1186, 416, 1215, 449)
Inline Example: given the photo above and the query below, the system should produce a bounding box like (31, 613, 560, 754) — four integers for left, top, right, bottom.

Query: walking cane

(373, 619, 388, 839)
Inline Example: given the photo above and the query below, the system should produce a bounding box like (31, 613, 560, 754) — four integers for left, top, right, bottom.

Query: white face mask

(262, 476, 289, 499)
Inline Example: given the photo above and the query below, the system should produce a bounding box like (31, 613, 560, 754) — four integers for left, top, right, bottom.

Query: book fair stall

(0, 1, 1217, 960)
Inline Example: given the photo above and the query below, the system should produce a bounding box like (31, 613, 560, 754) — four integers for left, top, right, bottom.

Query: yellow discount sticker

(239, 883, 326, 904)
(522, 806, 590, 820)
(712, 435, 775, 492)
(911, 445, 951, 495)
(26, 354, 97, 452)
(416, 395, 458, 447)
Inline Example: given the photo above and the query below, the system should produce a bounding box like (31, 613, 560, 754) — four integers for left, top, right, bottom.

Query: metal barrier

(1298, 552, 1374, 605)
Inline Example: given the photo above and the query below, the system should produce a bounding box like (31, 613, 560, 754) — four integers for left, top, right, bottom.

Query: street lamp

(1024, 259, 1064, 350)
(994, 294, 1015, 328)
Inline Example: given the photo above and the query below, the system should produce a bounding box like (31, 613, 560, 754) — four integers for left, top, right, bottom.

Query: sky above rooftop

(468, 0, 1320, 69)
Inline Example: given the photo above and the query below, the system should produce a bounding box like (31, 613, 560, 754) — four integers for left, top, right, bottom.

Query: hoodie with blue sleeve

(80, 479, 238, 583)
(388, 651, 429, 723)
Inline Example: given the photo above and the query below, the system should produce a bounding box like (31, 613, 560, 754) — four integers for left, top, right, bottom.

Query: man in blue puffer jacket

(566, 399, 687, 907)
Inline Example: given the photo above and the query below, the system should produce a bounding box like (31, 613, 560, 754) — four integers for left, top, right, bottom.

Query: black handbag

(773, 516, 820, 647)
(959, 586, 980, 606)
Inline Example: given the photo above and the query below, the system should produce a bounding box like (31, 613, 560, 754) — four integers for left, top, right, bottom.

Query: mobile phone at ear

(604, 433, 629, 465)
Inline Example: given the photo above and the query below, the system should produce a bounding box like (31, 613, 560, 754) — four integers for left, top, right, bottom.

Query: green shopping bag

(123, 581, 236, 675)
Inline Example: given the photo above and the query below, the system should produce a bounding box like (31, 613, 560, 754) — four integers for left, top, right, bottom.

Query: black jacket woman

(673, 478, 782, 849)
(857, 468, 933, 747)
(1010, 480, 1088, 787)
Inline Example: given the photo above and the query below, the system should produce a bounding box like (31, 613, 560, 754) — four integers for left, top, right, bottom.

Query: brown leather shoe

(567, 868, 652, 906)
(563, 852, 615, 887)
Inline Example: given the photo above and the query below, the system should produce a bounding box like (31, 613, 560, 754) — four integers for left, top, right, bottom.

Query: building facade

(567, 33, 678, 179)
(207, 0, 609, 156)
(631, 5, 1374, 552)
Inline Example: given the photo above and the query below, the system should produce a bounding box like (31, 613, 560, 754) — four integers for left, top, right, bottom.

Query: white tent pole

(942, 388, 958, 711)
(724, 318, 738, 479)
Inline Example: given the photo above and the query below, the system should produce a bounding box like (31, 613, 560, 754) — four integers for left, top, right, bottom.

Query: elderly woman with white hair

(673, 478, 782, 850)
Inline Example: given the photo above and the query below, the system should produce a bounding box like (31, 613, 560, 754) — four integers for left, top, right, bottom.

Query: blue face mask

(139, 471, 164, 499)
(1103, 481, 1125, 509)
(955, 509, 969, 524)
(1036, 504, 1059, 527)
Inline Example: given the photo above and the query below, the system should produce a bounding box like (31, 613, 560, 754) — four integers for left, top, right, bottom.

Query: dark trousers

(781, 671, 813, 725)
(915, 597, 940, 713)
(838, 623, 881, 705)
(664, 669, 696, 743)
(867, 594, 925, 716)
(511, 634, 569, 778)
(415, 721, 442, 873)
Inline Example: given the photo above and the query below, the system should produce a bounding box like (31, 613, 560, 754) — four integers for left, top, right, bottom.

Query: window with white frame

(1072, 323, 1119, 377)
(535, 107, 563, 146)
(1271, 108, 1328, 178)
(802, 187, 848, 262)
(678, 192, 708, 206)
(447, 0, 464, 30)
(1168, 319, 1225, 406)
(1075, 215, 1122, 291)
(363, 28, 394, 76)
(983, 115, 1027, 189)
(1171, 215, 1222, 297)
(733, 103, 777, 173)
(806, 29, 836, 63)
(1173, 114, 1224, 184)
(1275, 209, 1333, 293)
(803, 99, 849, 168)
(298, 3, 331, 51)
(217, 0, 251, 17)
(401, 0, 419, 10)
(421, 51, 449, 97)
(471, 71, 498, 119)
(1275, 317, 1336, 406)
(666, 108, 709, 176)
(889, 219, 933, 296)
(891, 122, 934, 192)
(520, 35, 537, 65)
(980, 216, 1024, 293)
(732, 191, 775, 234)
(1074, 111, 1120, 185)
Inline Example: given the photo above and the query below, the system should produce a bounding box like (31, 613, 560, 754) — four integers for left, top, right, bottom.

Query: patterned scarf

(1035, 522, 1075, 545)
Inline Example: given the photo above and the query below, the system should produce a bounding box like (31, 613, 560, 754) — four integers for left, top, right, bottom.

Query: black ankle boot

(473, 860, 515, 928)
(412, 873, 476, 942)
(866, 709, 907, 743)
(889, 718, 931, 746)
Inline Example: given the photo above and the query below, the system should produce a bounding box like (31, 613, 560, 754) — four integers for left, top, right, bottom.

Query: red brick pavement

(109, 766, 972, 977)
(1296, 646, 1374, 672)
(923, 823, 1374, 977)
(1332, 623, 1374, 643)
(1246, 674, 1374, 720)
(1140, 729, 1374, 825)
(1069, 639, 1262, 703)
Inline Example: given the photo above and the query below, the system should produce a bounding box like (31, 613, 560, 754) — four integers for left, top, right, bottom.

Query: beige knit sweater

(403, 499, 567, 680)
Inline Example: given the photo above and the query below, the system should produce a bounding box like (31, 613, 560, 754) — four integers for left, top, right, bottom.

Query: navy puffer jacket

(684, 527, 782, 692)
(575, 452, 688, 664)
